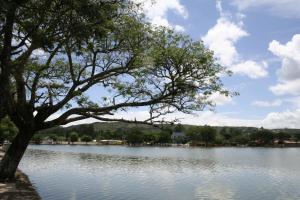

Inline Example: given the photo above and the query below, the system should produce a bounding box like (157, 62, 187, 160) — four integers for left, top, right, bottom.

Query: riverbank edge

(0, 150, 41, 200)
(32, 142, 300, 148)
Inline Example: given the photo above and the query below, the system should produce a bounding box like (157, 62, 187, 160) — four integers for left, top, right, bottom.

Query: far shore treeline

(1, 117, 300, 147)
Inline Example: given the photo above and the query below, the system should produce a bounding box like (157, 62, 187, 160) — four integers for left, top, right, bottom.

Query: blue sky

(125, 0, 300, 129)
(67, 0, 300, 128)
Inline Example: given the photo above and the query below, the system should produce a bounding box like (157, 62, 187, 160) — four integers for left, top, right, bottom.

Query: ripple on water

(19, 146, 300, 200)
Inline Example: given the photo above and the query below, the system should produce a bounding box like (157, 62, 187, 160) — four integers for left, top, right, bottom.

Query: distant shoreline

(29, 142, 300, 148)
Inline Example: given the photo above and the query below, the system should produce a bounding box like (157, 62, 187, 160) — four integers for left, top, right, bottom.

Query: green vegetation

(295, 134, 300, 142)
(32, 134, 43, 145)
(0, 0, 232, 180)
(186, 125, 216, 146)
(126, 129, 144, 145)
(81, 135, 92, 144)
(0, 114, 297, 147)
(70, 132, 79, 144)
(33, 122, 300, 147)
(0, 117, 18, 145)
(250, 129, 274, 145)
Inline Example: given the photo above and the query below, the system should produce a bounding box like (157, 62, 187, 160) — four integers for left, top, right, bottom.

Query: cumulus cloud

(262, 109, 300, 129)
(63, 110, 260, 128)
(31, 49, 47, 58)
(59, 107, 300, 129)
(207, 92, 234, 106)
(269, 34, 300, 95)
(202, 17, 248, 66)
(136, 0, 188, 31)
(285, 96, 300, 108)
(252, 100, 282, 107)
(231, 0, 300, 18)
(270, 79, 300, 96)
(202, 1, 268, 79)
(195, 91, 234, 106)
(230, 60, 268, 79)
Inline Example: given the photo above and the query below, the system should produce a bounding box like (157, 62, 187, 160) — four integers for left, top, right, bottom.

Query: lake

(19, 145, 300, 200)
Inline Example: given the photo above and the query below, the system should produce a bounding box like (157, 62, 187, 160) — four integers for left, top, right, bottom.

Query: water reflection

(19, 145, 300, 200)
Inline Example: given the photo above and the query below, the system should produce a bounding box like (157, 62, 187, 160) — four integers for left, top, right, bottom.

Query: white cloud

(202, 1, 268, 79)
(269, 34, 300, 95)
(195, 91, 234, 106)
(230, 60, 268, 79)
(136, 0, 188, 31)
(59, 107, 300, 129)
(252, 100, 282, 107)
(262, 109, 300, 129)
(202, 17, 248, 66)
(269, 35, 300, 81)
(31, 49, 47, 58)
(231, 0, 300, 18)
(126, 109, 300, 128)
(270, 79, 300, 96)
(285, 96, 300, 108)
(173, 25, 185, 32)
(207, 92, 234, 106)
(64, 110, 260, 128)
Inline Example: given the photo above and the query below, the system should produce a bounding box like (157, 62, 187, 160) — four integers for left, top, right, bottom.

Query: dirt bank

(0, 150, 41, 200)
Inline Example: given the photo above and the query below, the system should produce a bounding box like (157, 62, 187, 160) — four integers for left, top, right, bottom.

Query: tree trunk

(0, 129, 33, 181)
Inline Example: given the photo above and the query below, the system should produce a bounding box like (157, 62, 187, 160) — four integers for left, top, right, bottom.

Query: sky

(67, 0, 300, 129)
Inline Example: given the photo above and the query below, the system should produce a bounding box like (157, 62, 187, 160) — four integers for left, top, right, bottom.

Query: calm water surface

(19, 145, 300, 200)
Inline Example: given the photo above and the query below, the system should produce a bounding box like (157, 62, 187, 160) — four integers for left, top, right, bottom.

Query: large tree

(0, 0, 231, 180)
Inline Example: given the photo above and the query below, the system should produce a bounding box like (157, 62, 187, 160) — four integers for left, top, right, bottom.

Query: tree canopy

(186, 125, 216, 144)
(0, 0, 232, 180)
(81, 134, 92, 144)
(0, 0, 231, 131)
(70, 132, 78, 144)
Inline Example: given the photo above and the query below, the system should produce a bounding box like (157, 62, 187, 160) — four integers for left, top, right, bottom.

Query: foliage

(48, 134, 58, 142)
(186, 126, 202, 141)
(294, 134, 300, 142)
(35, 122, 298, 146)
(219, 127, 232, 140)
(174, 124, 184, 132)
(231, 134, 250, 145)
(0, 117, 18, 144)
(250, 129, 275, 144)
(157, 130, 172, 144)
(81, 135, 92, 144)
(32, 134, 43, 145)
(200, 125, 217, 144)
(70, 132, 79, 144)
(126, 128, 143, 145)
(57, 136, 65, 143)
(143, 132, 160, 143)
(276, 132, 291, 143)
(0, 0, 231, 135)
(186, 125, 216, 144)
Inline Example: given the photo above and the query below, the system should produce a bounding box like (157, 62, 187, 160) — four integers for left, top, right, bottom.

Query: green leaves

(0, 117, 18, 144)
(1, 0, 233, 129)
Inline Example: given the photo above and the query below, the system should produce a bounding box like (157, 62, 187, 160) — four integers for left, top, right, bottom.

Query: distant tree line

(32, 127, 173, 145)
(183, 126, 300, 146)
(1, 118, 300, 146)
